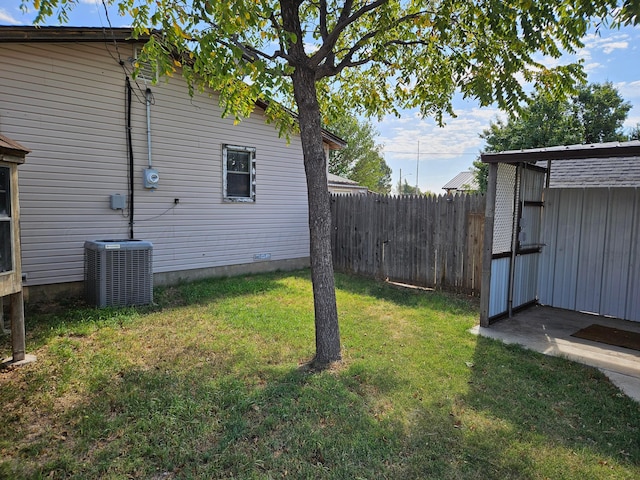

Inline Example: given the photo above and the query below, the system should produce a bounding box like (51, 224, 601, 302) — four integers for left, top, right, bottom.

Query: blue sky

(2, 2, 639, 194)
(375, 26, 640, 194)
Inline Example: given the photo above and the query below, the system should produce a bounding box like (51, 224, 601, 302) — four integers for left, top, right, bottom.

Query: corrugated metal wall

(513, 167, 545, 309)
(489, 257, 510, 317)
(539, 187, 640, 322)
(513, 253, 539, 308)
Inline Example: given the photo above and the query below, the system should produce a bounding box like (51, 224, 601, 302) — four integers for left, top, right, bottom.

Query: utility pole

(416, 141, 420, 192)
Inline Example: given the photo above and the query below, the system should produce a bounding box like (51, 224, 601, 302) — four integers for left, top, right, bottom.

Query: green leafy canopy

(27, 0, 638, 131)
(328, 114, 392, 194)
(472, 82, 633, 192)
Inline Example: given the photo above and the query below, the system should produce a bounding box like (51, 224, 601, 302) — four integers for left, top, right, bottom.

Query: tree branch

(311, 5, 436, 73)
(280, 0, 307, 62)
(315, 27, 378, 78)
(319, 0, 329, 40)
(316, 37, 440, 79)
(309, 0, 374, 68)
(317, 0, 338, 75)
(268, 11, 289, 58)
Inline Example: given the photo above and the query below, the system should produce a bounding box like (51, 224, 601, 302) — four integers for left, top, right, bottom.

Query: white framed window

(0, 166, 13, 273)
(223, 144, 256, 202)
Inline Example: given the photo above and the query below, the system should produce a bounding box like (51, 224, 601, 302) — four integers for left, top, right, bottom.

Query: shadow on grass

(1, 360, 407, 479)
(463, 335, 640, 474)
(4, 340, 640, 479)
(0, 349, 511, 480)
(333, 271, 478, 315)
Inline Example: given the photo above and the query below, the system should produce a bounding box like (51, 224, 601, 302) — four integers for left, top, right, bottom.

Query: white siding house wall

(0, 41, 310, 288)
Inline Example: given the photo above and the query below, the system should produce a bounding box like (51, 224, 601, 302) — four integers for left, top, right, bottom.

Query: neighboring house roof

(327, 173, 359, 186)
(442, 171, 478, 192)
(0, 26, 346, 151)
(327, 173, 368, 194)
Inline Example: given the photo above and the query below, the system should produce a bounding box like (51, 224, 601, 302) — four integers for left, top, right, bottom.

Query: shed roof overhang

(481, 140, 640, 164)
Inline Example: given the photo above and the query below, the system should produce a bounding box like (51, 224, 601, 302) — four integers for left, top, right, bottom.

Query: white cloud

(0, 8, 21, 25)
(614, 80, 640, 100)
(380, 108, 501, 159)
(304, 42, 319, 54)
(601, 41, 629, 54)
(536, 55, 561, 69)
(578, 33, 630, 61)
(375, 106, 501, 193)
(624, 115, 640, 128)
(584, 62, 602, 73)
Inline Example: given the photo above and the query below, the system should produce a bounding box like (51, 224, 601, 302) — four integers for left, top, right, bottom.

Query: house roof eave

(0, 25, 150, 43)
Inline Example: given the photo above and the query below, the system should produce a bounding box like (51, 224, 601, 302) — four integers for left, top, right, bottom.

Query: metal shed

(479, 141, 640, 327)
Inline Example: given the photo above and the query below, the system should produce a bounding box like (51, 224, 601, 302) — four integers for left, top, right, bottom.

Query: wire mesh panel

(493, 163, 516, 254)
(85, 240, 153, 307)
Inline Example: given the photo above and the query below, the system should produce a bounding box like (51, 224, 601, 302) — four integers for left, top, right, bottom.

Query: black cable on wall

(126, 76, 135, 240)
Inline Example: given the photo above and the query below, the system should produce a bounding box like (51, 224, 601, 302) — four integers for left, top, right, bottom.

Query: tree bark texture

(292, 66, 342, 366)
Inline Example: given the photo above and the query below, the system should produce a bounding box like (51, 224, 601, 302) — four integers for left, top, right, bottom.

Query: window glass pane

(0, 221, 11, 272)
(0, 167, 9, 217)
(227, 150, 250, 173)
(227, 172, 251, 197)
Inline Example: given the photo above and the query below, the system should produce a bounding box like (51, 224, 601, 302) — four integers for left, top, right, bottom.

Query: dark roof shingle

(544, 157, 640, 188)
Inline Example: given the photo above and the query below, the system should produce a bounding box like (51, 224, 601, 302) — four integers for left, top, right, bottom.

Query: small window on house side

(223, 145, 256, 202)
(0, 166, 12, 273)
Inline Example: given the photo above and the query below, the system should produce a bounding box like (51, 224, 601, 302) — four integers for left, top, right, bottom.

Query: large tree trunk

(292, 66, 341, 367)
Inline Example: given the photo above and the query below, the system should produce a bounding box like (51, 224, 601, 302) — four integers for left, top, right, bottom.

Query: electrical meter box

(143, 168, 159, 189)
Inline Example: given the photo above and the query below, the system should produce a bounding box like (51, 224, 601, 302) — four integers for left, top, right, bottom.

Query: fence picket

(330, 192, 486, 295)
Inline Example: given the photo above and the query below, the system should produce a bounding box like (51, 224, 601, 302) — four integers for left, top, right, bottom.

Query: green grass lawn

(1, 270, 638, 479)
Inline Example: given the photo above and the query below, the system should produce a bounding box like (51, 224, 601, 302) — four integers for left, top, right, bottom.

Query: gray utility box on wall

(84, 239, 153, 307)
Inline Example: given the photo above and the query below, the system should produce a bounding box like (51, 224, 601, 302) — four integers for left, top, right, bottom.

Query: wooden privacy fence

(330, 193, 486, 295)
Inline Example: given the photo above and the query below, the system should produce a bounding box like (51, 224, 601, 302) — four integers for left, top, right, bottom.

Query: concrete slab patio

(470, 305, 640, 403)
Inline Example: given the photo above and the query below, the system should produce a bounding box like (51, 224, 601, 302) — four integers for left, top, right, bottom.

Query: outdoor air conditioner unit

(84, 239, 153, 307)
